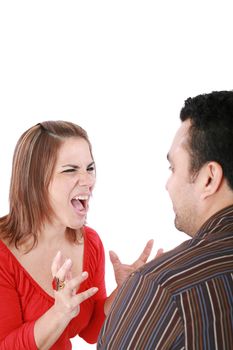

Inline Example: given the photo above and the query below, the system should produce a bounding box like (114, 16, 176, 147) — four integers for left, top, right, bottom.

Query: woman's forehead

(57, 137, 91, 161)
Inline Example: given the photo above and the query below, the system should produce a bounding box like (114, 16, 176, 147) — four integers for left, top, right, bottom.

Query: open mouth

(71, 195, 89, 212)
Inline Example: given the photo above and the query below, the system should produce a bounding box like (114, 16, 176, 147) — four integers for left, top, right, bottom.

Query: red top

(0, 226, 107, 349)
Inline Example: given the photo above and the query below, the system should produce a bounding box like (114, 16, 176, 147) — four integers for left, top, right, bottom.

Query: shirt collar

(195, 204, 233, 239)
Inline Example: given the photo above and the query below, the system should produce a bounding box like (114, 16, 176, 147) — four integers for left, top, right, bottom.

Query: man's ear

(201, 161, 223, 199)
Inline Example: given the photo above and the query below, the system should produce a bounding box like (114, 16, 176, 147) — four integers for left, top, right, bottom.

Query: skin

(166, 119, 233, 237)
(166, 120, 201, 236)
(7, 137, 159, 350)
(48, 137, 95, 231)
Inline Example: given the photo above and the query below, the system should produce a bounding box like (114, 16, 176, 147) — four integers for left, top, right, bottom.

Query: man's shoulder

(137, 235, 233, 294)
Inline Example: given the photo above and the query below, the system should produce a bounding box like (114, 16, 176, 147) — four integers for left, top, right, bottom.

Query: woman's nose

(78, 171, 95, 186)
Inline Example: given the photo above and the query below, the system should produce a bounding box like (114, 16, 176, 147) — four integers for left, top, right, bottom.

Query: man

(97, 91, 233, 349)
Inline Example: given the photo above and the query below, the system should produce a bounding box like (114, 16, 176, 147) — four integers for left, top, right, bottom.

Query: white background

(0, 1, 233, 349)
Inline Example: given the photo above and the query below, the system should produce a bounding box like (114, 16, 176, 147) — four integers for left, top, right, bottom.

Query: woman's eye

(62, 169, 76, 173)
(87, 166, 95, 173)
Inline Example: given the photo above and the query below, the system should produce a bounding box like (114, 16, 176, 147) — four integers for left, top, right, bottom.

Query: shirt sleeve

(0, 265, 37, 349)
(97, 271, 183, 349)
(79, 228, 107, 343)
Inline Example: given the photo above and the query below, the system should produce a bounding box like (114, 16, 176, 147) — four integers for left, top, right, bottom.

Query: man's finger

(155, 248, 164, 258)
(109, 250, 121, 267)
(136, 239, 154, 263)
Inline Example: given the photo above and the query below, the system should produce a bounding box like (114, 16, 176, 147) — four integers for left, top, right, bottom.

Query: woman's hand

(109, 240, 163, 288)
(34, 252, 99, 350)
(51, 251, 98, 321)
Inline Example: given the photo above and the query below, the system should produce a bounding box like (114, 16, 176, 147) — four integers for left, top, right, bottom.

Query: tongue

(71, 199, 84, 211)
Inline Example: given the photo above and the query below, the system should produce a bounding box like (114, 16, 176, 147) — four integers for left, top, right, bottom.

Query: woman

(0, 121, 156, 349)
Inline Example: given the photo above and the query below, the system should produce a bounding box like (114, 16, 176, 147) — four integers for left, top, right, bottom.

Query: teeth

(74, 195, 88, 200)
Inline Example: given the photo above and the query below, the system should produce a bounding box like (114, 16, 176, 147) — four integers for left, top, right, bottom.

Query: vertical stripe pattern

(98, 206, 233, 349)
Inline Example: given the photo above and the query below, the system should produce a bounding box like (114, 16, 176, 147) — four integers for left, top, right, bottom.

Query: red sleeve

(79, 227, 107, 343)
(0, 248, 37, 350)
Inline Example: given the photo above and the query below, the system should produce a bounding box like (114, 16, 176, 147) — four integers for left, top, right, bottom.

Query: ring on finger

(52, 276, 65, 291)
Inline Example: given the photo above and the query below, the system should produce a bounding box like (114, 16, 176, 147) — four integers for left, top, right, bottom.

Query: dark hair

(180, 90, 233, 189)
(0, 121, 93, 250)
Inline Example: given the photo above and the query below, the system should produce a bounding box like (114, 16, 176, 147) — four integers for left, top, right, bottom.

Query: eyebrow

(61, 161, 95, 168)
(62, 164, 79, 169)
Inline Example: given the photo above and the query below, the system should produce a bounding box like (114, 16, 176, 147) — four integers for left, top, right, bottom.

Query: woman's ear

(201, 161, 223, 200)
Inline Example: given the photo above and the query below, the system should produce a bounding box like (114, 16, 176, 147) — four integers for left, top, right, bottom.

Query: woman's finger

(54, 258, 73, 283)
(63, 271, 89, 295)
(51, 251, 62, 277)
(72, 286, 99, 305)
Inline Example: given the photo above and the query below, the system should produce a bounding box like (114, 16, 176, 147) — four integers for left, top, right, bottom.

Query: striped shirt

(98, 205, 233, 349)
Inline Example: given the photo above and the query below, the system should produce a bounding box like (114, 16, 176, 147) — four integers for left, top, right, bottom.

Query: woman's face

(48, 137, 96, 230)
